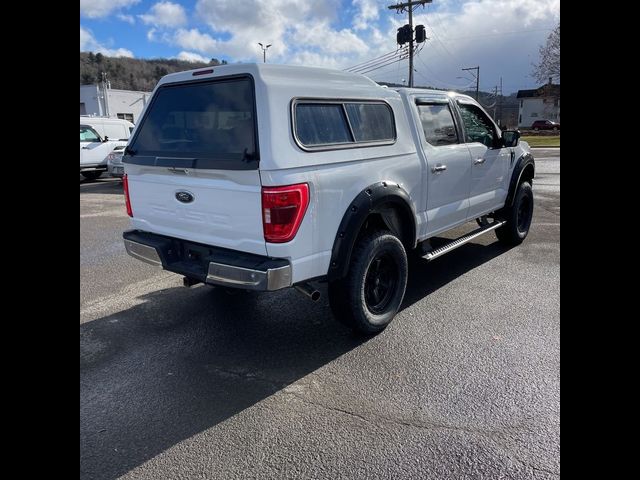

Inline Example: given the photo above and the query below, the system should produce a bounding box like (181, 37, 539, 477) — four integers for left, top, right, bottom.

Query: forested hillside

(80, 52, 227, 91)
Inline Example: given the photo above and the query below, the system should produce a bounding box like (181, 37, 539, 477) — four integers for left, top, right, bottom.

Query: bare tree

(532, 23, 560, 83)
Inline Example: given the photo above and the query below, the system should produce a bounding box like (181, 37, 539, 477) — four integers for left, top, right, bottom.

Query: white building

(80, 84, 152, 124)
(517, 80, 560, 128)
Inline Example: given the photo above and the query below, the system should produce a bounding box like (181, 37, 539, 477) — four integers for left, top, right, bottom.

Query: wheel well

(354, 204, 414, 252)
(520, 163, 534, 186)
(327, 184, 417, 282)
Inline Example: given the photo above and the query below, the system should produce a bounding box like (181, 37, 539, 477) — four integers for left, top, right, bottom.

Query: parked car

(80, 117, 133, 180)
(122, 64, 534, 334)
(107, 146, 126, 178)
(531, 119, 560, 131)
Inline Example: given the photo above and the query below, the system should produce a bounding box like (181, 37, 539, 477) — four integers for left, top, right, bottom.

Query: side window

(294, 100, 396, 149)
(80, 125, 101, 142)
(416, 103, 459, 146)
(295, 104, 352, 146)
(344, 103, 395, 142)
(457, 102, 498, 149)
(117, 113, 134, 123)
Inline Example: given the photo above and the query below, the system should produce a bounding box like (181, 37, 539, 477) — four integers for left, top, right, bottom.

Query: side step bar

(422, 220, 506, 261)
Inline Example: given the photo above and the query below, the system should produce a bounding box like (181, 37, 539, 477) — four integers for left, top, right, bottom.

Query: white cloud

(80, 26, 134, 57)
(117, 14, 135, 25)
(353, 0, 379, 30)
(130, 0, 558, 93)
(292, 22, 368, 55)
(288, 51, 344, 70)
(194, 0, 342, 61)
(173, 28, 218, 52)
(80, 0, 140, 19)
(176, 51, 211, 63)
(139, 2, 187, 28)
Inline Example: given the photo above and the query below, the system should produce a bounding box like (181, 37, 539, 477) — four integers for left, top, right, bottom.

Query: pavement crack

(204, 365, 287, 390)
(282, 391, 374, 425)
(282, 391, 507, 439)
(283, 392, 561, 478)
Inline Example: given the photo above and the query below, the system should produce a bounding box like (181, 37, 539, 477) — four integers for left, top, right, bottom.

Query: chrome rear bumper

(123, 232, 292, 291)
(124, 239, 162, 266)
(206, 262, 291, 291)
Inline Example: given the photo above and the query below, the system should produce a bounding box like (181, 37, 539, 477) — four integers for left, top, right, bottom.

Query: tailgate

(127, 167, 266, 255)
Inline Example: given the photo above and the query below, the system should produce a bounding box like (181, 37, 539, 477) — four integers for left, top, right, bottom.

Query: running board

(422, 220, 506, 261)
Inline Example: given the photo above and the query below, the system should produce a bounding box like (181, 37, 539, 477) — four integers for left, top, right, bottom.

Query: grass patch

(521, 135, 560, 147)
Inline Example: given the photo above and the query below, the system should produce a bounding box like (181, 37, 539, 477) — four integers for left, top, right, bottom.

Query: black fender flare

(505, 152, 535, 207)
(327, 182, 417, 282)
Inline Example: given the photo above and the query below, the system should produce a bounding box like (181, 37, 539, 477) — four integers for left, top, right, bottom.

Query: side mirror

(502, 130, 520, 148)
(103, 136, 109, 142)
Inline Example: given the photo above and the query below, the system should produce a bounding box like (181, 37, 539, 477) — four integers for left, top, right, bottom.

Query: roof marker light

(192, 69, 214, 76)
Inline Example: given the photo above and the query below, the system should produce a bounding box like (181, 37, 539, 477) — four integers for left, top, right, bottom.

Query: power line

(413, 46, 475, 90)
(344, 48, 406, 72)
(357, 53, 410, 75)
(349, 54, 408, 75)
(420, 6, 459, 63)
(365, 43, 424, 82)
(345, 47, 409, 74)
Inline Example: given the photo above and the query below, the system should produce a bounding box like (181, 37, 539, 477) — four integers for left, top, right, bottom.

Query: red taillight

(123, 174, 133, 217)
(262, 183, 309, 243)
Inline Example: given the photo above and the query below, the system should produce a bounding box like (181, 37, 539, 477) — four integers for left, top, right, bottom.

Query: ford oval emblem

(175, 191, 194, 203)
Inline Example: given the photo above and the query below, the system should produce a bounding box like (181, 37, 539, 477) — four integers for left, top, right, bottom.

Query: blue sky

(80, 0, 559, 94)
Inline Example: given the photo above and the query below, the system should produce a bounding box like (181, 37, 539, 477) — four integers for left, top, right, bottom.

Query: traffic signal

(397, 24, 412, 45)
(415, 25, 426, 43)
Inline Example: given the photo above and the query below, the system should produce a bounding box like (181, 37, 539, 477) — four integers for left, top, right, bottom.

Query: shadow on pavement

(80, 178, 123, 195)
(80, 235, 511, 480)
(80, 285, 364, 480)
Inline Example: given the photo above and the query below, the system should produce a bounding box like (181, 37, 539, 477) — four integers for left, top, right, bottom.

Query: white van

(80, 117, 134, 180)
(80, 116, 135, 141)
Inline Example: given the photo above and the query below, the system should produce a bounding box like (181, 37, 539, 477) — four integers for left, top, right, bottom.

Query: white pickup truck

(122, 64, 534, 334)
(80, 117, 134, 180)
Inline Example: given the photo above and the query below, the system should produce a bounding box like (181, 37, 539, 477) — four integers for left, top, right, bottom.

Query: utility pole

(258, 43, 271, 63)
(387, 0, 432, 88)
(492, 85, 498, 120)
(101, 71, 110, 117)
(498, 76, 503, 127)
(462, 66, 479, 100)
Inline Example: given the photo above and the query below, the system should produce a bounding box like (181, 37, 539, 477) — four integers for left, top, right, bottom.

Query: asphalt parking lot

(80, 148, 560, 480)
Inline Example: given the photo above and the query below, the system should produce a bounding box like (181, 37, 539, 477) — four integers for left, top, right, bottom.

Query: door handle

(474, 157, 486, 165)
(432, 164, 447, 173)
(82, 146, 90, 150)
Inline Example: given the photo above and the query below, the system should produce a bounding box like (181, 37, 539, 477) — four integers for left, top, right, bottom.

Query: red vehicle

(531, 120, 560, 131)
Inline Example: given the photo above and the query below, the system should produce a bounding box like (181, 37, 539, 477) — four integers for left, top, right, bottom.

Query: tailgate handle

(155, 157, 197, 168)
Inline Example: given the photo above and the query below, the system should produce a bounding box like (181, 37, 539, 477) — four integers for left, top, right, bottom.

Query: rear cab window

(125, 75, 259, 170)
(293, 99, 396, 150)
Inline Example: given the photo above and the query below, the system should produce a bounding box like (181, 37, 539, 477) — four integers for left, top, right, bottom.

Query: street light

(258, 43, 272, 63)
